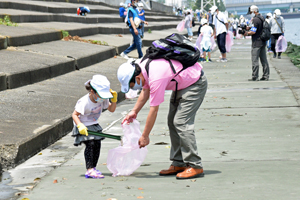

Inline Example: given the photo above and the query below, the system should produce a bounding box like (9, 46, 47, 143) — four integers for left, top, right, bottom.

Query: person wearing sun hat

(117, 57, 207, 180)
(71, 74, 118, 179)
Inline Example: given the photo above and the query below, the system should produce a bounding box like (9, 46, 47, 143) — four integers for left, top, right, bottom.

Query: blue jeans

(124, 27, 143, 58)
(187, 27, 193, 36)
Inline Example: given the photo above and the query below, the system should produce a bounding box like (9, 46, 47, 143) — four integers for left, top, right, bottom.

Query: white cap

(248, 5, 258, 14)
(117, 63, 135, 93)
(201, 18, 208, 25)
(138, 2, 143, 7)
(267, 12, 272, 17)
(274, 9, 281, 16)
(120, 2, 124, 6)
(90, 75, 113, 99)
(210, 6, 218, 14)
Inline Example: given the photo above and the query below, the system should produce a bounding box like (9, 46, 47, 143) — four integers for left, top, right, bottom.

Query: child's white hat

(89, 75, 113, 99)
(201, 18, 208, 25)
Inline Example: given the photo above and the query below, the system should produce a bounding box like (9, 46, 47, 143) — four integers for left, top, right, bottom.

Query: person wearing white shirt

(211, 6, 228, 62)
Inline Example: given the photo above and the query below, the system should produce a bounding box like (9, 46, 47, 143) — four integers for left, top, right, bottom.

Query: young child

(72, 75, 118, 179)
(200, 18, 214, 62)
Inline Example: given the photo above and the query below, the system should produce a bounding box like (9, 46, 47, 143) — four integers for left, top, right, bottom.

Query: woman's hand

(138, 135, 150, 148)
(122, 110, 137, 124)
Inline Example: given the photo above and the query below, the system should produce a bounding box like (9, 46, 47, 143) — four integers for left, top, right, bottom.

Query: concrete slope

(0, 40, 116, 90)
(0, 8, 180, 24)
(0, 56, 128, 169)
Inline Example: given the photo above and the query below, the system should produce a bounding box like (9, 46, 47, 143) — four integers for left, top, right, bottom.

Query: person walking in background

(137, 2, 145, 38)
(207, 9, 214, 30)
(211, 6, 228, 62)
(185, 9, 193, 40)
(71, 75, 118, 179)
(244, 5, 270, 81)
(200, 18, 214, 62)
(120, 0, 148, 59)
(269, 9, 285, 59)
(265, 12, 272, 52)
(119, 2, 126, 22)
(196, 9, 201, 22)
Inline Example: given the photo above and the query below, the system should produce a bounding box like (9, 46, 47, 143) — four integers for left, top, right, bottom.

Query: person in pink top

(117, 58, 207, 179)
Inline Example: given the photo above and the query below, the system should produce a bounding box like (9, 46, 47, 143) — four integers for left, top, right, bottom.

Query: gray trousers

(167, 75, 208, 169)
(251, 45, 270, 79)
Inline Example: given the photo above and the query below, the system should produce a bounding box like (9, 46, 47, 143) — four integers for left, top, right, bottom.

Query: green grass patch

(286, 42, 300, 69)
(61, 30, 69, 38)
(0, 15, 18, 26)
(148, 29, 152, 34)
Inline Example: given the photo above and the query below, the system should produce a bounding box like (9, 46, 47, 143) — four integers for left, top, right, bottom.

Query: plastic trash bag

(226, 31, 234, 52)
(195, 34, 203, 55)
(275, 35, 287, 53)
(176, 21, 185, 32)
(107, 119, 147, 177)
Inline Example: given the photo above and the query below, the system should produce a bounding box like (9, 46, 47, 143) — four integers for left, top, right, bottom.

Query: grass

(148, 29, 152, 34)
(285, 42, 300, 69)
(61, 30, 69, 38)
(0, 15, 18, 26)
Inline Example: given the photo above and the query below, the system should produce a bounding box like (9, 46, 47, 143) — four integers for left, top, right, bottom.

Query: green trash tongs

(87, 130, 123, 145)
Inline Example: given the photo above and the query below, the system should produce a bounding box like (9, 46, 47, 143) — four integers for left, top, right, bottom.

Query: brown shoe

(159, 165, 187, 176)
(176, 167, 204, 179)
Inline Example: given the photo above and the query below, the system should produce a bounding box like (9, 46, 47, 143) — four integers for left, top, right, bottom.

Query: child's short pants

(202, 47, 211, 52)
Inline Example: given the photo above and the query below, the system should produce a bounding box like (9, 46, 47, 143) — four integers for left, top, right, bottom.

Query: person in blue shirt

(119, 2, 126, 22)
(137, 2, 145, 38)
(120, 0, 148, 59)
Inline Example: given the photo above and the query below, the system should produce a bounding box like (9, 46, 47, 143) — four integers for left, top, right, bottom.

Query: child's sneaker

(94, 168, 102, 175)
(85, 169, 104, 179)
(208, 59, 212, 62)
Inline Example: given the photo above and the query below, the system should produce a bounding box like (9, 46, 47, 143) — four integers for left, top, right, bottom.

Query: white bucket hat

(210, 6, 218, 14)
(117, 63, 135, 93)
(201, 18, 208, 25)
(89, 75, 113, 99)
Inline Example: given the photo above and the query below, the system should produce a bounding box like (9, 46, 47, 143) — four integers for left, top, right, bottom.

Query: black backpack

(259, 17, 271, 41)
(141, 33, 200, 76)
(140, 33, 201, 101)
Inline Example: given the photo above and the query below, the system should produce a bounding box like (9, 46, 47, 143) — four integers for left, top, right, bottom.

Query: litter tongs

(87, 130, 123, 146)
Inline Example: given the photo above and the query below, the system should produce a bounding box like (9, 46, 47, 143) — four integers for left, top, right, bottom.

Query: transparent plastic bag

(107, 119, 147, 177)
(195, 34, 203, 55)
(275, 35, 287, 53)
(226, 31, 234, 52)
(176, 21, 185, 32)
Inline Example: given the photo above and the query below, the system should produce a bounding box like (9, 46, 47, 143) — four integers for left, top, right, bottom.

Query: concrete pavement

(1, 39, 300, 200)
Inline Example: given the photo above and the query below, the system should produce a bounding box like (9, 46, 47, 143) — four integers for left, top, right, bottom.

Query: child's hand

(110, 89, 118, 103)
(77, 123, 88, 136)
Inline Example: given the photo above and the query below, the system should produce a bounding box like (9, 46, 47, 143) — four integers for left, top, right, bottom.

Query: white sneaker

(120, 52, 129, 59)
(220, 58, 228, 62)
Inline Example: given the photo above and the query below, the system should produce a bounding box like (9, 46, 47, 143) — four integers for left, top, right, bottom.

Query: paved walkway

(1, 39, 300, 200)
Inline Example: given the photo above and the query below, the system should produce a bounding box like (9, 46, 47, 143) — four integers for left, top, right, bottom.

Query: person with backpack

(184, 9, 194, 40)
(244, 5, 270, 81)
(269, 9, 285, 59)
(137, 2, 145, 38)
(117, 33, 207, 180)
(119, 2, 126, 22)
(211, 6, 228, 62)
(120, 0, 148, 60)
